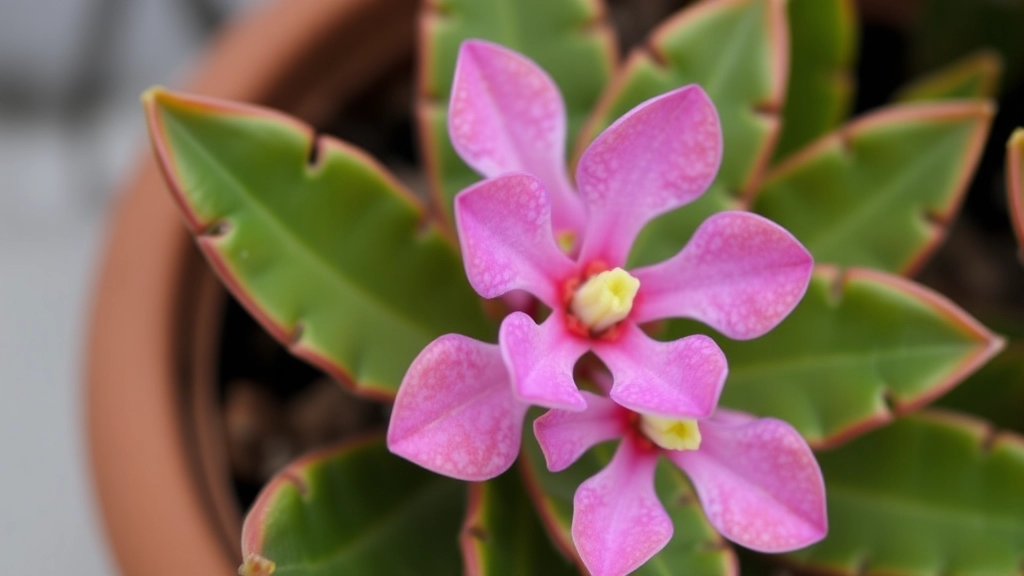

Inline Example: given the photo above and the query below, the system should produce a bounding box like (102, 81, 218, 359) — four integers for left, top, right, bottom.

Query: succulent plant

(142, 0, 1024, 574)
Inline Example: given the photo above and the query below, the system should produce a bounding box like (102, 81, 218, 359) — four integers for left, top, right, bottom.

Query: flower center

(569, 268, 640, 332)
(640, 415, 702, 451)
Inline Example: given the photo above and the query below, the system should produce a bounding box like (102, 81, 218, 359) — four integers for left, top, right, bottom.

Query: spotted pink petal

(387, 334, 528, 482)
(449, 40, 585, 236)
(455, 173, 576, 307)
(576, 85, 723, 266)
(573, 435, 672, 576)
(533, 392, 626, 471)
(593, 325, 727, 419)
(499, 311, 588, 411)
(667, 410, 828, 552)
(633, 211, 813, 339)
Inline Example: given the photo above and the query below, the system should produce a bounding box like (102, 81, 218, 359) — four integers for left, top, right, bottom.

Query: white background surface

(0, 0, 257, 572)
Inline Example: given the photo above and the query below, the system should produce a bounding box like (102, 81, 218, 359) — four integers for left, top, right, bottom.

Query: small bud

(569, 268, 640, 332)
(640, 415, 701, 452)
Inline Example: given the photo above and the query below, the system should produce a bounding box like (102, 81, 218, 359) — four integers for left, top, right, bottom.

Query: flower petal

(499, 311, 588, 411)
(449, 40, 585, 235)
(533, 392, 626, 471)
(576, 85, 722, 266)
(633, 211, 813, 339)
(668, 410, 828, 552)
(573, 436, 672, 576)
(594, 325, 727, 419)
(455, 173, 576, 307)
(387, 334, 528, 481)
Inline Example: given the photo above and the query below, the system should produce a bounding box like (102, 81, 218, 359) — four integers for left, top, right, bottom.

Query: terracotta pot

(86, 1, 416, 574)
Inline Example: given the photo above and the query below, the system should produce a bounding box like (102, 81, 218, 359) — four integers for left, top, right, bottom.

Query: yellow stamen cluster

(569, 268, 640, 332)
(640, 415, 702, 451)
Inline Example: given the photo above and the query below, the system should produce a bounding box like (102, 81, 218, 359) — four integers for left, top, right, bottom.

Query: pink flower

(450, 41, 812, 416)
(387, 41, 813, 481)
(534, 389, 827, 576)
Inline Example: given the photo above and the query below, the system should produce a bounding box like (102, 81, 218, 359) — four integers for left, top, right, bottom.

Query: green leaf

(752, 101, 993, 274)
(461, 470, 577, 576)
(418, 0, 616, 223)
(937, 341, 1024, 436)
(665, 266, 1004, 447)
(144, 88, 494, 399)
(772, 0, 857, 161)
(519, 427, 736, 575)
(1009, 128, 1024, 251)
(895, 50, 1003, 102)
(239, 437, 465, 576)
(785, 410, 1024, 575)
(578, 0, 789, 267)
(912, 0, 1024, 91)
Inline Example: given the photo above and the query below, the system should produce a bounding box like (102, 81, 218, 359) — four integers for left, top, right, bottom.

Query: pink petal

(455, 173, 576, 307)
(449, 40, 585, 236)
(668, 410, 828, 552)
(633, 211, 813, 339)
(576, 85, 722, 266)
(572, 435, 672, 576)
(593, 324, 727, 419)
(387, 334, 528, 482)
(499, 311, 588, 411)
(533, 392, 626, 471)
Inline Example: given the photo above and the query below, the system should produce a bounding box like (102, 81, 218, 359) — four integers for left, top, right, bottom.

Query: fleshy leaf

(144, 89, 493, 399)
(895, 50, 1003, 103)
(753, 101, 993, 274)
(937, 341, 1024, 436)
(520, 427, 737, 575)
(772, 0, 857, 161)
(1009, 128, 1024, 250)
(461, 471, 576, 576)
(240, 437, 464, 575)
(419, 0, 616, 224)
(665, 266, 1004, 447)
(579, 0, 789, 266)
(784, 410, 1024, 575)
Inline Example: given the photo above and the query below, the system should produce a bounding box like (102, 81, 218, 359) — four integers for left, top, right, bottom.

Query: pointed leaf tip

(702, 266, 1003, 447)
(145, 89, 492, 398)
(755, 101, 994, 274)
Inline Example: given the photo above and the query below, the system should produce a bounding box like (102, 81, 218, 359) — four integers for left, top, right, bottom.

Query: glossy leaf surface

(520, 429, 737, 575)
(772, 0, 856, 161)
(461, 470, 577, 576)
(895, 50, 1003, 102)
(145, 89, 492, 398)
(786, 411, 1024, 575)
(1010, 128, 1024, 248)
(666, 267, 1003, 447)
(579, 0, 789, 266)
(240, 437, 465, 575)
(419, 0, 615, 222)
(753, 102, 993, 274)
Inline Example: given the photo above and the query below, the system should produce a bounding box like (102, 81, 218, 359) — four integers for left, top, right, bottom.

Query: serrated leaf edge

(784, 408, 1024, 576)
(240, 434, 384, 563)
(806, 265, 1006, 450)
(144, 88, 437, 401)
(755, 100, 995, 277)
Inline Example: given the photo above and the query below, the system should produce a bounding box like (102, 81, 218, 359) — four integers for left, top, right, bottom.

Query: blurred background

(1, 0, 1023, 574)
(0, 0, 258, 573)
